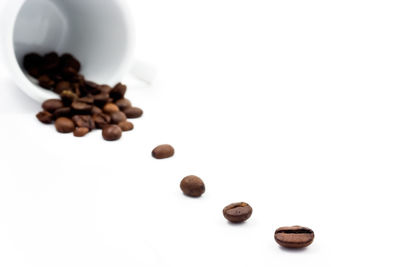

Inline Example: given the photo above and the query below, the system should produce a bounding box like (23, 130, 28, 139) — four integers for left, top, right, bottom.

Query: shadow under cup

(12, 0, 133, 102)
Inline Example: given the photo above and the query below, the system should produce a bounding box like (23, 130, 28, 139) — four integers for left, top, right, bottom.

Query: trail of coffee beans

(24, 52, 142, 141)
(25, 52, 314, 249)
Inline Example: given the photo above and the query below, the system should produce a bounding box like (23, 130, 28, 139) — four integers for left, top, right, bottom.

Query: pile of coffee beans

(24, 52, 143, 141)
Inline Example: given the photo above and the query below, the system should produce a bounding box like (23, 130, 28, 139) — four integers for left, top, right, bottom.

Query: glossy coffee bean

(110, 82, 127, 100)
(102, 125, 122, 141)
(118, 121, 134, 131)
(42, 99, 63, 113)
(53, 107, 71, 119)
(54, 81, 71, 94)
(71, 101, 92, 113)
(60, 90, 78, 106)
(116, 98, 131, 110)
(152, 144, 175, 159)
(54, 117, 75, 133)
(72, 115, 95, 130)
(93, 93, 109, 107)
(73, 127, 89, 137)
(36, 111, 53, 124)
(274, 226, 314, 249)
(180, 175, 205, 197)
(110, 111, 127, 124)
(103, 103, 119, 114)
(123, 106, 143, 118)
(38, 75, 55, 89)
(91, 106, 102, 115)
(93, 113, 111, 129)
(223, 202, 253, 223)
(42, 52, 60, 71)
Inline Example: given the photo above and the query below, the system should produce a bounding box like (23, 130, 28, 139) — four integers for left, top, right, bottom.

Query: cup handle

(130, 60, 156, 86)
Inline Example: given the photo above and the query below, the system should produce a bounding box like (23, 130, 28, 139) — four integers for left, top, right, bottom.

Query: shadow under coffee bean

(26, 52, 143, 141)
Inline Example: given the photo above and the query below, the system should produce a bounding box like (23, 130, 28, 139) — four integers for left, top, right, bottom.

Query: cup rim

(3, 0, 135, 103)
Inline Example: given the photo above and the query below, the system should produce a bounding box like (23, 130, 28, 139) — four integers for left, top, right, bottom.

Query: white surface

(1, 0, 400, 266)
(1, 0, 134, 102)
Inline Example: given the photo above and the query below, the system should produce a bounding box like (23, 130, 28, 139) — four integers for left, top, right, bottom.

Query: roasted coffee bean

(36, 111, 53, 124)
(91, 106, 102, 115)
(53, 107, 71, 119)
(110, 111, 127, 124)
(180, 175, 205, 197)
(93, 93, 109, 107)
(118, 121, 134, 131)
(84, 81, 100, 94)
(27, 67, 42, 78)
(102, 125, 122, 141)
(123, 106, 143, 118)
(60, 90, 78, 106)
(54, 81, 71, 94)
(42, 52, 60, 71)
(23, 53, 43, 71)
(60, 53, 81, 72)
(42, 99, 63, 113)
(54, 117, 75, 133)
(73, 127, 89, 137)
(78, 96, 94, 105)
(103, 103, 119, 114)
(152, 144, 175, 159)
(71, 101, 92, 113)
(38, 75, 55, 89)
(99, 85, 113, 94)
(110, 82, 127, 100)
(274, 226, 314, 249)
(93, 113, 111, 129)
(223, 202, 253, 223)
(72, 115, 95, 130)
(116, 98, 131, 110)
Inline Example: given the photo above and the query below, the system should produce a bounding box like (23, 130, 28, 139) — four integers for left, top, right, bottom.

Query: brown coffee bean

(55, 117, 75, 133)
(110, 111, 127, 124)
(180, 175, 205, 197)
(72, 115, 95, 130)
(73, 127, 89, 137)
(116, 98, 131, 110)
(60, 90, 78, 106)
(38, 75, 55, 89)
(60, 53, 81, 72)
(118, 121, 134, 131)
(42, 99, 63, 113)
(102, 125, 122, 141)
(223, 202, 253, 223)
(123, 106, 143, 118)
(93, 113, 111, 129)
(53, 107, 71, 119)
(84, 81, 101, 95)
(36, 111, 53, 124)
(78, 96, 94, 105)
(91, 106, 102, 115)
(99, 85, 113, 94)
(54, 81, 71, 94)
(152, 144, 174, 159)
(93, 93, 109, 107)
(71, 101, 92, 113)
(23, 53, 43, 71)
(110, 82, 127, 100)
(274, 226, 314, 249)
(103, 103, 119, 114)
(42, 52, 60, 71)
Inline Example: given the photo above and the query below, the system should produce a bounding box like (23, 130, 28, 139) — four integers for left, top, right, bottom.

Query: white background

(1, 0, 400, 266)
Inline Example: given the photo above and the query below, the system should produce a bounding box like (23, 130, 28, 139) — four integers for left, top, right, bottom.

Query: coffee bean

(116, 98, 131, 110)
(223, 202, 252, 223)
(60, 90, 78, 106)
(99, 84, 113, 94)
(71, 101, 92, 113)
(152, 144, 174, 159)
(84, 81, 101, 95)
(103, 103, 119, 114)
(93, 93, 109, 107)
(72, 115, 95, 130)
(42, 52, 60, 71)
(42, 99, 63, 113)
(91, 106, 102, 115)
(54, 117, 75, 133)
(93, 113, 111, 129)
(38, 75, 55, 89)
(123, 106, 143, 118)
(73, 127, 89, 137)
(78, 96, 94, 105)
(110, 82, 126, 100)
(53, 107, 71, 119)
(23, 53, 43, 71)
(36, 111, 53, 124)
(54, 81, 71, 94)
(180, 175, 205, 197)
(118, 121, 134, 131)
(110, 111, 127, 124)
(102, 125, 122, 141)
(274, 226, 314, 249)
(60, 53, 81, 72)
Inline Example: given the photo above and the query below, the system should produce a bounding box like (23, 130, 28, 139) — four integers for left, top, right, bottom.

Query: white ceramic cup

(1, 0, 152, 103)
